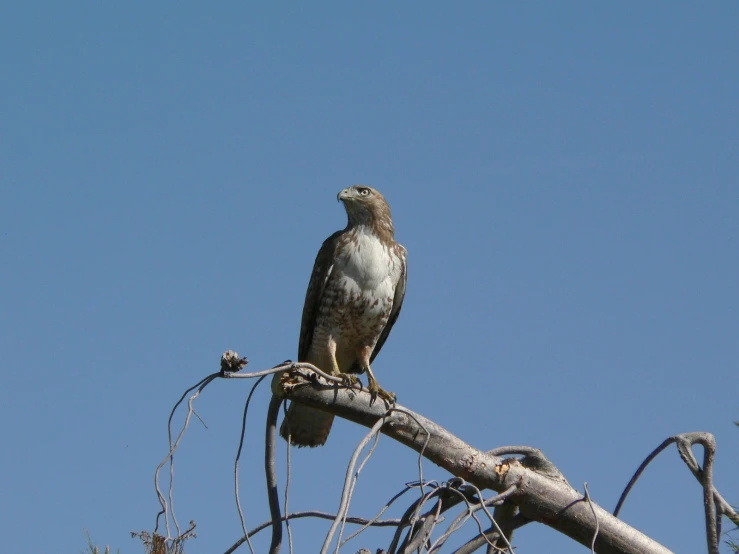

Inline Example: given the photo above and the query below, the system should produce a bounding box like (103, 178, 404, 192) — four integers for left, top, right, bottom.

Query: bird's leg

(327, 337, 359, 388)
(357, 346, 395, 406)
(365, 365, 396, 406)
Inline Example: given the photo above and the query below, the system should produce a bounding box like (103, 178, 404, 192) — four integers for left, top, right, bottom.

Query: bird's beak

(337, 188, 352, 202)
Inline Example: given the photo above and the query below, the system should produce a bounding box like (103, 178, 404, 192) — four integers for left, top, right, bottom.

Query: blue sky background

(1, 3, 737, 553)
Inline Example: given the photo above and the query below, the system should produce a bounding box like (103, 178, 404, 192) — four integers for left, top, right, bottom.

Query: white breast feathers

(337, 228, 401, 293)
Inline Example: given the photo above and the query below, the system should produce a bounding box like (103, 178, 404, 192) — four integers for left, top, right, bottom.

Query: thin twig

(613, 437, 676, 518)
(223, 512, 402, 554)
(428, 484, 518, 554)
(233, 374, 266, 554)
(584, 482, 599, 554)
(320, 415, 388, 554)
(428, 501, 479, 553)
(155, 373, 219, 538)
(340, 483, 417, 546)
(265, 395, 283, 554)
(401, 498, 444, 553)
(614, 432, 729, 554)
(283, 402, 294, 554)
(440, 486, 501, 553)
(463, 482, 514, 554)
(450, 514, 530, 554)
(675, 433, 719, 554)
(157, 373, 216, 536)
(221, 362, 304, 380)
(392, 407, 432, 500)
(489, 500, 523, 553)
(336, 423, 384, 552)
(390, 486, 444, 554)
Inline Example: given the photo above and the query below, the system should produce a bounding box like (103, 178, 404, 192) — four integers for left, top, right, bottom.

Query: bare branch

(336, 420, 384, 550)
(159, 360, 736, 554)
(400, 497, 444, 553)
(583, 483, 599, 554)
(615, 432, 739, 554)
(321, 415, 387, 554)
(233, 375, 266, 554)
(613, 437, 675, 518)
(388, 486, 444, 554)
(155, 373, 219, 538)
(265, 396, 283, 554)
(420, 486, 493, 554)
(340, 483, 418, 546)
(428, 484, 519, 553)
(275, 368, 674, 554)
(451, 514, 529, 554)
(223, 511, 402, 554)
(675, 433, 718, 554)
(462, 482, 514, 554)
(283, 401, 294, 554)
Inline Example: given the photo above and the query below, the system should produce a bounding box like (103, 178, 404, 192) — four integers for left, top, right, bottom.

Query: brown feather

(297, 230, 343, 362)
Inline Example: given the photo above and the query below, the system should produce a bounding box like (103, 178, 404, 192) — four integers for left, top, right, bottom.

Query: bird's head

(337, 185, 394, 238)
(337, 184, 388, 221)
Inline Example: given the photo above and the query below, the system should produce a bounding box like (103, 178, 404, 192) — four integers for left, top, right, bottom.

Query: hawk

(280, 185, 407, 447)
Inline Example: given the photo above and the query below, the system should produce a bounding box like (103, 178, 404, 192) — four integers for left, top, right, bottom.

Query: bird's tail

(279, 401, 335, 447)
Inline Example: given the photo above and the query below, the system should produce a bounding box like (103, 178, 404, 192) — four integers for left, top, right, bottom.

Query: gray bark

(274, 370, 673, 554)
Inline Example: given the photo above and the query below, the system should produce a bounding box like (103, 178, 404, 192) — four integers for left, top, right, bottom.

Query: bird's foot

(368, 384, 396, 407)
(339, 374, 360, 389)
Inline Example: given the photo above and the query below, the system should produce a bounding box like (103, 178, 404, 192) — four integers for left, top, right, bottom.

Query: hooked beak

(337, 188, 352, 202)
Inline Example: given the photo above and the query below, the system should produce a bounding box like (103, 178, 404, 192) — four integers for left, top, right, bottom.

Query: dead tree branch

(224, 512, 403, 554)
(614, 432, 739, 554)
(265, 395, 283, 554)
(154, 358, 735, 554)
(273, 366, 673, 554)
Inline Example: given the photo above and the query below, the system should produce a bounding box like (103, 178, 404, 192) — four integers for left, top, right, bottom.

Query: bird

(279, 185, 407, 447)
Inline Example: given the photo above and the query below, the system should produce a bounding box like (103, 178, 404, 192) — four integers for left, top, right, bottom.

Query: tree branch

(273, 369, 673, 554)
(265, 395, 283, 554)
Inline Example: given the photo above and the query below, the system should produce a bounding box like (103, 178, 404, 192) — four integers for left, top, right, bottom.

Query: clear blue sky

(1, 3, 737, 553)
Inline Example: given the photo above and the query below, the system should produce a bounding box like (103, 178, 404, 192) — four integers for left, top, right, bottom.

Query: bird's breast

(335, 232, 401, 293)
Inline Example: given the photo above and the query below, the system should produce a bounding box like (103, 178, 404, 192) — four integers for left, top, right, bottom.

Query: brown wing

(298, 230, 344, 361)
(370, 243, 407, 363)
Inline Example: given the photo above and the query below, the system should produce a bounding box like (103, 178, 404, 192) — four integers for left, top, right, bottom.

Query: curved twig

(283, 402, 294, 554)
(265, 395, 283, 554)
(614, 432, 728, 554)
(221, 362, 307, 380)
(462, 482, 513, 554)
(389, 407, 432, 498)
(675, 433, 718, 554)
(427, 484, 518, 554)
(339, 483, 417, 546)
(155, 373, 219, 537)
(613, 437, 676, 518)
(450, 514, 529, 554)
(223, 511, 403, 554)
(336, 422, 384, 551)
(583, 482, 599, 554)
(400, 498, 444, 553)
(320, 414, 387, 554)
(439, 486, 501, 553)
(388, 485, 444, 554)
(233, 374, 266, 554)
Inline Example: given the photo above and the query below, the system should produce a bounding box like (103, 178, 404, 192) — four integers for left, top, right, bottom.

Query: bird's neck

(349, 220, 395, 245)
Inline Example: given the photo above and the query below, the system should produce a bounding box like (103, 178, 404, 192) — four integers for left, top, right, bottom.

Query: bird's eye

(358, 187, 371, 196)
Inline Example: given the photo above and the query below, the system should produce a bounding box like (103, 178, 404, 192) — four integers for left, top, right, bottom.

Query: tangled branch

(614, 432, 739, 554)
(272, 364, 673, 554)
(147, 356, 735, 554)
